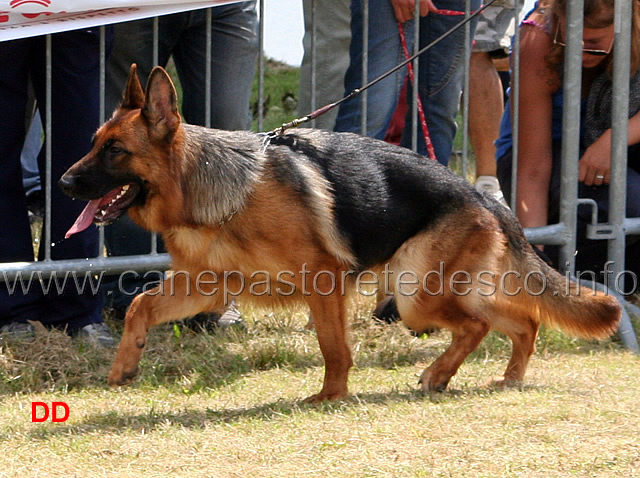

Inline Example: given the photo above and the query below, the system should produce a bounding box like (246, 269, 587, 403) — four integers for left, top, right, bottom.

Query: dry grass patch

(0, 299, 638, 477)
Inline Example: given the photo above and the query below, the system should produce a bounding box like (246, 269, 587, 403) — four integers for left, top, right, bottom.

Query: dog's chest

(166, 226, 244, 271)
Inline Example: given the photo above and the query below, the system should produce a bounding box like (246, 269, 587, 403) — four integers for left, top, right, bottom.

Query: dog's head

(59, 64, 182, 238)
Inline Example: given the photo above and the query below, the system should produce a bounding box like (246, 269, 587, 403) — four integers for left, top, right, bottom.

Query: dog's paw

(486, 375, 523, 389)
(107, 366, 139, 386)
(302, 389, 349, 403)
(418, 369, 450, 393)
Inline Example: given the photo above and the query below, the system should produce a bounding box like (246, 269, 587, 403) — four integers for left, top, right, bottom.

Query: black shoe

(372, 297, 437, 336)
(372, 297, 401, 324)
(0, 321, 36, 340)
(26, 189, 44, 220)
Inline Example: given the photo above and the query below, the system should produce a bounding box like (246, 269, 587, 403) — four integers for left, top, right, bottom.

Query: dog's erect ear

(121, 63, 145, 110)
(142, 66, 181, 142)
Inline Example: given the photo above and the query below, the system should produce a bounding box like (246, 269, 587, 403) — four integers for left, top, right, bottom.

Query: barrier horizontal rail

(1, 218, 636, 282)
(0, 254, 171, 281)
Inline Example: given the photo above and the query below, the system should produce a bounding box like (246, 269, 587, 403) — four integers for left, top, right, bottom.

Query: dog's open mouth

(65, 183, 140, 238)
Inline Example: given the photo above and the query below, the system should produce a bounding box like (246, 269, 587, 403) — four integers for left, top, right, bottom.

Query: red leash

(397, 22, 436, 161)
(396, 6, 483, 161)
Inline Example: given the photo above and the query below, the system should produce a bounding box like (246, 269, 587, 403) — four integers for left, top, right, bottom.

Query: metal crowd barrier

(0, 0, 638, 350)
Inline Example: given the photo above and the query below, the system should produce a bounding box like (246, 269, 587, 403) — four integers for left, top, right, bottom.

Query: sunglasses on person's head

(553, 25, 614, 56)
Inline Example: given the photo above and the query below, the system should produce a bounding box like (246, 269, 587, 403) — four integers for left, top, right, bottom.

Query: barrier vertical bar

(361, 0, 369, 135)
(258, 0, 265, 131)
(460, 0, 471, 176)
(557, 0, 583, 274)
(205, 8, 212, 128)
(98, 26, 106, 257)
(310, 0, 317, 128)
(608, 0, 631, 288)
(150, 17, 160, 255)
(609, 0, 638, 350)
(510, 0, 522, 211)
(152, 17, 159, 66)
(44, 34, 52, 262)
(411, 0, 420, 152)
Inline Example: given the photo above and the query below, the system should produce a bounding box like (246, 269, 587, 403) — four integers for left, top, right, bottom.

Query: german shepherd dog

(60, 65, 620, 401)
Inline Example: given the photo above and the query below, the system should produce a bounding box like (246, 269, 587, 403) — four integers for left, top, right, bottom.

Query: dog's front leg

(107, 292, 151, 386)
(107, 274, 220, 386)
(304, 289, 352, 403)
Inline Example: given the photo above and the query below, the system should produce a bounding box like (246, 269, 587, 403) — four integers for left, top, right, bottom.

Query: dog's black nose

(58, 174, 76, 195)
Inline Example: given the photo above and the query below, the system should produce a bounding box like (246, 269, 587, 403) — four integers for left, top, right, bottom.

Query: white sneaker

(475, 175, 509, 208)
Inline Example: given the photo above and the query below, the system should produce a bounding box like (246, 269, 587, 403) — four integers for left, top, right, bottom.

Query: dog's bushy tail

(515, 254, 621, 339)
(493, 206, 621, 340)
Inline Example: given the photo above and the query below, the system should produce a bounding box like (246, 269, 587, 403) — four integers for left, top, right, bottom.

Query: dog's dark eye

(101, 139, 126, 156)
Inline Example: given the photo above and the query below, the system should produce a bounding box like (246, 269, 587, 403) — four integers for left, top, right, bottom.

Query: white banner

(0, 1, 241, 41)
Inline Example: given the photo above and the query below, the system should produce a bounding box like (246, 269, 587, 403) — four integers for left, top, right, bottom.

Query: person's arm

(390, 0, 438, 23)
(513, 23, 560, 231)
(579, 110, 640, 185)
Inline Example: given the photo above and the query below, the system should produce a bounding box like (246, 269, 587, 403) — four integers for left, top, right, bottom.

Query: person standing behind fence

(469, 0, 522, 204)
(102, 4, 258, 325)
(332, 0, 479, 323)
(495, 0, 640, 292)
(298, 0, 352, 130)
(334, 0, 480, 165)
(0, 28, 116, 346)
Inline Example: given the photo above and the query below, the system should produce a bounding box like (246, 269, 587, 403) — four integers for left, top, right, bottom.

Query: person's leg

(497, 141, 561, 266)
(174, 3, 258, 129)
(299, 0, 351, 130)
(0, 38, 42, 326)
(333, 0, 408, 139)
(469, 51, 502, 177)
(469, 2, 519, 200)
(30, 29, 113, 332)
(401, 0, 481, 165)
(21, 91, 43, 199)
(105, 16, 180, 115)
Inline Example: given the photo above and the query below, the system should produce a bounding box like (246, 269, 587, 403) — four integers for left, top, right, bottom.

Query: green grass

(251, 58, 302, 133)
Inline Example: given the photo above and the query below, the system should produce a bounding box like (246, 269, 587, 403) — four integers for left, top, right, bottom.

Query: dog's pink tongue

(65, 199, 100, 239)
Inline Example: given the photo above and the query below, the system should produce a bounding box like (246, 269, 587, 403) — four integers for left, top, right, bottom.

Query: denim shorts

(473, 0, 523, 55)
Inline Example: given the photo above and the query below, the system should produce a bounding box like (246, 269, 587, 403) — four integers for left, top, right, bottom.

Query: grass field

(1, 300, 639, 477)
(4, 60, 639, 477)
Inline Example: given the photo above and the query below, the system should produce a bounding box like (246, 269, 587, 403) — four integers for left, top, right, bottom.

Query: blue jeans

(21, 112, 42, 196)
(0, 29, 112, 329)
(334, 0, 480, 165)
(106, 3, 258, 129)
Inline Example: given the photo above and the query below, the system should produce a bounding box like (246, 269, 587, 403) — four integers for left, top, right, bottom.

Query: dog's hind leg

(398, 292, 490, 392)
(489, 315, 539, 387)
(107, 274, 221, 386)
(303, 273, 352, 402)
(418, 316, 490, 392)
(397, 292, 490, 392)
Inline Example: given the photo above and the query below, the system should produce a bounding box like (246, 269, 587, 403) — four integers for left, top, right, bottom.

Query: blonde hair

(543, 0, 640, 76)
